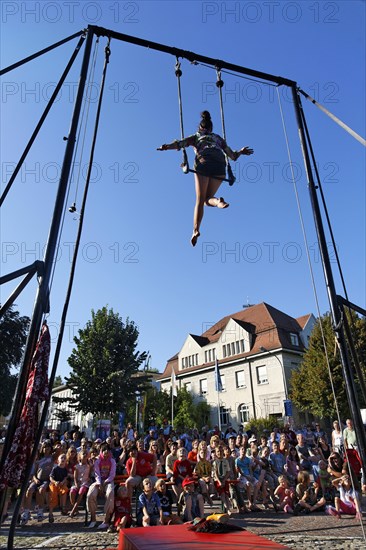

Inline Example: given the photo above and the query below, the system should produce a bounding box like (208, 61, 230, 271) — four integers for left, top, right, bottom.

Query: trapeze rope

(174, 59, 235, 184)
(216, 69, 235, 185)
(7, 36, 112, 550)
(276, 85, 344, 434)
(277, 87, 366, 538)
(48, 37, 100, 297)
(71, 37, 100, 208)
(297, 91, 366, 403)
(298, 94, 350, 301)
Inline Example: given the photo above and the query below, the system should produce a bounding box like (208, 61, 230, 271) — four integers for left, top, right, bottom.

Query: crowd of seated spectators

(2, 417, 364, 530)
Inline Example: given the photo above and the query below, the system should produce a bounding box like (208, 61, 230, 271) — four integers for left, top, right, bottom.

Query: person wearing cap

(178, 477, 204, 521)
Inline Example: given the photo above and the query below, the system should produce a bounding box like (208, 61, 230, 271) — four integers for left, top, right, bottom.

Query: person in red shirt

(125, 445, 157, 495)
(173, 447, 193, 498)
(108, 483, 132, 532)
(187, 440, 199, 468)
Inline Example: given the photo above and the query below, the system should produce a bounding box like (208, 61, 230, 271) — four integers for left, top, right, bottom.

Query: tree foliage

(142, 386, 171, 429)
(66, 307, 148, 419)
(290, 311, 366, 419)
(53, 375, 63, 388)
(0, 306, 30, 415)
(246, 417, 280, 435)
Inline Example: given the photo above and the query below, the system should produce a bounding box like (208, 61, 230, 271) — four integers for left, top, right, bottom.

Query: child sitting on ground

(155, 478, 182, 525)
(317, 460, 335, 504)
(294, 471, 326, 514)
(178, 477, 204, 522)
(108, 483, 133, 532)
(137, 477, 163, 527)
(49, 453, 69, 522)
(326, 471, 362, 520)
(274, 475, 295, 513)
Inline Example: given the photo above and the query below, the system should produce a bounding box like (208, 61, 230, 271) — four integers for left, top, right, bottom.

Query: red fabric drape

(0, 323, 50, 489)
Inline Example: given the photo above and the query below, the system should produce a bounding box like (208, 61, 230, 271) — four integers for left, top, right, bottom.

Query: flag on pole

(171, 368, 177, 397)
(214, 358, 223, 392)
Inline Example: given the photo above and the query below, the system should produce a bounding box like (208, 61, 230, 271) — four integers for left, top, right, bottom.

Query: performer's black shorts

(194, 149, 226, 177)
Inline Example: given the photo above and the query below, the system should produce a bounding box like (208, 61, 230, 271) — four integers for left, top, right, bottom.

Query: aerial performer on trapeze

(158, 111, 253, 246)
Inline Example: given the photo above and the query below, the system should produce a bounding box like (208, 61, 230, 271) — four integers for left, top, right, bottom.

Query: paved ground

(1, 500, 366, 550)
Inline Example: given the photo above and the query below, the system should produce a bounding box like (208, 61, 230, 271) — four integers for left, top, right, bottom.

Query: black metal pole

(0, 34, 85, 207)
(291, 85, 366, 478)
(0, 27, 95, 520)
(6, 38, 109, 540)
(91, 25, 295, 87)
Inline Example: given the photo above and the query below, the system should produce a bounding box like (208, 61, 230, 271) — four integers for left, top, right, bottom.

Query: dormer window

(290, 333, 299, 346)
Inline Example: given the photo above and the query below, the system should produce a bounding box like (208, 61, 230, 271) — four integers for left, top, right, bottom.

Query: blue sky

(1, 1, 365, 379)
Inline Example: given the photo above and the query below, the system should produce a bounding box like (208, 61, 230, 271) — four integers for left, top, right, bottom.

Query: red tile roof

(158, 302, 311, 380)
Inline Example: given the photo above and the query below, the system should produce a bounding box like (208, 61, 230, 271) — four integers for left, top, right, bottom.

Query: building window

(240, 339, 245, 352)
(220, 374, 226, 391)
(200, 379, 207, 395)
(220, 406, 230, 426)
(257, 365, 268, 385)
(290, 333, 299, 346)
(226, 344, 231, 357)
(195, 354, 199, 365)
(239, 403, 250, 423)
(181, 358, 184, 369)
(236, 341, 240, 354)
(222, 346, 227, 358)
(185, 382, 191, 392)
(231, 343, 236, 355)
(205, 348, 215, 363)
(235, 370, 245, 388)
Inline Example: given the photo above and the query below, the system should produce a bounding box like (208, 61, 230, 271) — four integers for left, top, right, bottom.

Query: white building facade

(159, 303, 316, 429)
(48, 385, 94, 438)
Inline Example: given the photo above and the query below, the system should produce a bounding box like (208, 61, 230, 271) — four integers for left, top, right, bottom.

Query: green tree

(195, 401, 211, 429)
(143, 386, 170, 430)
(246, 417, 279, 435)
(0, 306, 30, 415)
(173, 387, 196, 430)
(53, 375, 63, 388)
(66, 307, 148, 419)
(290, 311, 366, 419)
